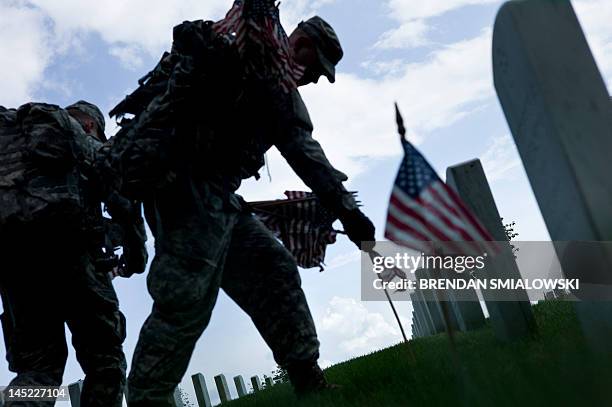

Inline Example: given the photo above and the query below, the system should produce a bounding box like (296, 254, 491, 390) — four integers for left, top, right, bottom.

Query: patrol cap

(298, 16, 343, 83)
(66, 100, 106, 140)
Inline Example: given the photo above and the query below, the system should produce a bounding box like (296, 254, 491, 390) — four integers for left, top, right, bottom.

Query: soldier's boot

(286, 360, 340, 396)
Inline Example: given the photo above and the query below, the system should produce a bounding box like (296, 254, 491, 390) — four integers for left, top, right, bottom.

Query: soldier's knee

(80, 367, 126, 407)
(147, 253, 219, 312)
(9, 343, 68, 382)
(85, 346, 126, 371)
(85, 365, 126, 386)
(7, 366, 65, 388)
(267, 246, 301, 281)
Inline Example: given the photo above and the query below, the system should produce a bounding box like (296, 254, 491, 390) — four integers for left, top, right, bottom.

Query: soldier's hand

(120, 242, 148, 278)
(339, 208, 376, 251)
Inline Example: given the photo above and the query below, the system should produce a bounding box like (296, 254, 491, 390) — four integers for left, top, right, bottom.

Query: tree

(502, 218, 518, 241)
(178, 386, 195, 407)
(272, 365, 289, 384)
(501, 217, 519, 257)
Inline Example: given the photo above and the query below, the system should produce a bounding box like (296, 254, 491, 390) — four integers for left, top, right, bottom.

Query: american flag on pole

(385, 104, 497, 255)
(213, 0, 304, 92)
(250, 191, 338, 270)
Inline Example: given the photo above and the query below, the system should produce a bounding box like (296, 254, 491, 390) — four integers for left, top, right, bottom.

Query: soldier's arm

(274, 90, 358, 215)
(274, 90, 376, 249)
(116, 206, 148, 277)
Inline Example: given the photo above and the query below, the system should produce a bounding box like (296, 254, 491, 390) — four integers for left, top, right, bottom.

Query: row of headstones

(409, 158, 534, 341)
(67, 373, 276, 407)
(412, 0, 612, 350)
(188, 373, 275, 406)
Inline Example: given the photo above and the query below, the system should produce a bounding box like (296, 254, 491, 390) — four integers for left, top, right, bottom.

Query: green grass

(226, 301, 612, 407)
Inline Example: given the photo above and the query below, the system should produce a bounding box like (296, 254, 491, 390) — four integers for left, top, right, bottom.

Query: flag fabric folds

(250, 191, 338, 270)
(213, 0, 305, 92)
(384, 125, 496, 255)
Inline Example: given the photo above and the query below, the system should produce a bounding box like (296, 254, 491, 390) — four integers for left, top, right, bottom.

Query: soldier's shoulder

(15, 102, 75, 132)
(172, 19, 215, 53)
(290, 90, 312, 129)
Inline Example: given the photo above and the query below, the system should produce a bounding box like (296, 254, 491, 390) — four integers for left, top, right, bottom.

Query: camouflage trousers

(128, 178, 319, 406)
(0, 235, 127, 407)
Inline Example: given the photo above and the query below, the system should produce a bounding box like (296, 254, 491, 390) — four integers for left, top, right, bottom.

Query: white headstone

(410, 292, 433, 336)
(214, 374, 232, 404)
(493, 0, 612, 350)
(172, 387, 184, 407)
(233, 376, 247, 398)
(68, 380, 83, 407)
(415, 269, 446, 334)
(446, 160, 536, 341)
(250, 376, 262, 392)
(191, 373, 212, 407)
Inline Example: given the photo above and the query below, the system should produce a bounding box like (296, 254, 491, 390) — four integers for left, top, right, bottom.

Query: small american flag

(385, 104, 496, 255)
(251, 191, 338, 270)
(213, 0, 304, 92)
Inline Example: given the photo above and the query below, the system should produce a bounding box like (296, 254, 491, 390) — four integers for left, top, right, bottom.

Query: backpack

(0, 103, 87, 232)
(100, 20, 243, 200)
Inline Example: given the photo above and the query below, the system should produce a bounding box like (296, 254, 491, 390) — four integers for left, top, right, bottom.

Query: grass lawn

(226, 301, 612, 407)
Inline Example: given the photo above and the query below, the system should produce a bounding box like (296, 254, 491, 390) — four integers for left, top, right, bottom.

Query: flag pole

(367, 250, 408, 343)
(384, 285, 408, 343)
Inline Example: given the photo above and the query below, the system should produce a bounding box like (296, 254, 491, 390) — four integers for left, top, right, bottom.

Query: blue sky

(2, 0, 612, 404)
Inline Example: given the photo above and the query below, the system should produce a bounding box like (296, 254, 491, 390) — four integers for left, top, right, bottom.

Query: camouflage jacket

(68, 115, 148, 275)
(171, 20, 358, 215)
(223, 87, 358, 215)
(106, 18, 357, 216)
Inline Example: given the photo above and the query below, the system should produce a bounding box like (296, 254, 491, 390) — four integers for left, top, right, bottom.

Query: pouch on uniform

(100, 19, 242, 201)
(0, 103, 86, 233)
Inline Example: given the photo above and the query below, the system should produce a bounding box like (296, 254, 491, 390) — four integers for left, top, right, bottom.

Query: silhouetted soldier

(0, 101, 146, 407)
(104, 3, 375, 405)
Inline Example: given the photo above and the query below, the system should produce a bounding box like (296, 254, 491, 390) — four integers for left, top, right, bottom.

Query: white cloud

(375, 0, 498, 50)
(28, 0, 230, 56)
(0, 0, 338, 106)
(239, 29, 494, 200)
(302, 29, 494, 164)
(0, 2, 52, 105)
(361, 58, 406, 76)
(374, 20, 430, 50)
(324, 250, 360, 271)
(320, 296, 401, 354)
(479, 134, 521, 183)
(573, 0, 612, 87)
(108, 45, 145, 71)
(23, 0, 336, 61)
(386, 0, 498, 22)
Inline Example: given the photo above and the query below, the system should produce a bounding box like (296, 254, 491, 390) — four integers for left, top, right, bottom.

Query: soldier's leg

(66, 255, 127, 407)
(0, 272, 68, 407)
(221, 213, 321, 369)
(129, 181, 237, 406)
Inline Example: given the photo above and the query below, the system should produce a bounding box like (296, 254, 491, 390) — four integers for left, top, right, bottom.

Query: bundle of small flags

(213, 0, 305, 92)
(250, 191, 339, 271)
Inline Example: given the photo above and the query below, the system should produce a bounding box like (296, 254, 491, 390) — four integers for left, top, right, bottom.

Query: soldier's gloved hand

(339, 208, 376, 251)
(121, 243, 148, 277)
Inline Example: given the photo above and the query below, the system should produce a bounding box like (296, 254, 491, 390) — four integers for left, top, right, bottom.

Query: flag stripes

(251, 191, 337, 270)
(384, 131, 496, 256)
(213, 0, 304, 92)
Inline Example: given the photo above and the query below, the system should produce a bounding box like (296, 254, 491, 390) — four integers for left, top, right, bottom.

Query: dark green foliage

(272, 365, 289, 385)
(501, 217, 519, 257)
(501, 218, 519, 241)
(226, 302, 612, 407)
(178, 387, 196, 407)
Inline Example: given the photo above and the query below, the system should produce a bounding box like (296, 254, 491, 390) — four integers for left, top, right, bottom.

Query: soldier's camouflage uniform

(0, 106, 127, 407)
(127, 36, 359, 403)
